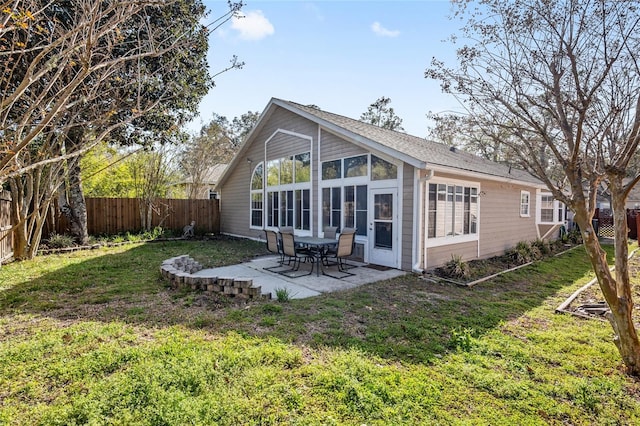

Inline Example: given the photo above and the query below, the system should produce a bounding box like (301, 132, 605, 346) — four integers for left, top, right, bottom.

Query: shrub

(564, 228, 583, 244)
(509, 240, 541, 264)
(532, 238, 552, 256)
(46, 233, 75, 249)
(441, 254, 470, 280)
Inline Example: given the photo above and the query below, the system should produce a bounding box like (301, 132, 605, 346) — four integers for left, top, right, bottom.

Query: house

(215, 98, 564, 271)
(174, 163, 227, 199)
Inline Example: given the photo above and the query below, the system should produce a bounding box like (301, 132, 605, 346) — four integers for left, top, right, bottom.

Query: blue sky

(192, 0, 464, 137)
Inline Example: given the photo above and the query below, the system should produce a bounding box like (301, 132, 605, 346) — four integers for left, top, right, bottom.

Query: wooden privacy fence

(46, 197, 219, 238)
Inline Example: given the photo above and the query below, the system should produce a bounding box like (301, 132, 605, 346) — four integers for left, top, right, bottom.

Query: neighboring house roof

(177, 163, 227, 186)
(217, 98, 545, 188)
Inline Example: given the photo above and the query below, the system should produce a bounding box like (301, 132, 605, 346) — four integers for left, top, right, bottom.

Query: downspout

(413, 169, 434, 273)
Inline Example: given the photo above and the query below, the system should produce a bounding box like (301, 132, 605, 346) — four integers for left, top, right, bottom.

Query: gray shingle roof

(278, 99, 543, 185)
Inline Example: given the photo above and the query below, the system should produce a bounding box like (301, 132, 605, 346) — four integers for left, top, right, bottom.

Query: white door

(368, 188, 398, 268)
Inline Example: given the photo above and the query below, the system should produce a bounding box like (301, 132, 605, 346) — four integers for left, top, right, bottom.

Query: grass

(1, 238, 640, 424)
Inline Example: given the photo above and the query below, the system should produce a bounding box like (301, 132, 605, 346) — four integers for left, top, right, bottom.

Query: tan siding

(266, 132, 311, 160)
(401, 164, 415, 271)
(427, 241, 478, 268)
(219, 139, 266, 240)
(320, 130, 367, 161)
(478, 180, 539, 258)
(219, 106, 318, 239)
(424, 171, 540, 267)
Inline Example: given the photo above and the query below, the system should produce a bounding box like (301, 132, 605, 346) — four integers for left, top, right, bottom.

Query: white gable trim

(273, 99, 427, 170)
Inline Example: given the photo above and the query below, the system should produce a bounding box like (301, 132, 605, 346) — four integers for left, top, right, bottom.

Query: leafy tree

(230, 111, 260, 146)
(1, 0, 241, 254)
(427, 0, 640, 374)
(81, 143, 139, 197)
(360, 97, 405, 131)
(179, 111, 259, 199)
(57, 0, 240, 244)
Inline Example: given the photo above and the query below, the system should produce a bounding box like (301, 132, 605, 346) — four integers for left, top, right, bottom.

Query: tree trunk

(58, 160, 89, 245)
(9, 175, 32, 260)
(576, 180, 640, 375)
(59, 132, 89, 245)
(607, 177, 640, 374)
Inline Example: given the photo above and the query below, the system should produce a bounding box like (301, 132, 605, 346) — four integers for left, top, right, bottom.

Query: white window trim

(264, 153, 312, 236)
(249, 162, 264, 230)
(425, 177, 480, 248)
(520, 190, 531, 217)
(536, 191, 564, 225)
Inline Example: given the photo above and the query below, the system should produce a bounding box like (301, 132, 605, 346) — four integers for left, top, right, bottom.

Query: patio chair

(322, 228, 357, 278)
(323, 227, 354, 265)
(263, 229, 286, 271)
(279, 226, 294, 234)
(279, 231, 314, 277)
(323, 226, 338, 239)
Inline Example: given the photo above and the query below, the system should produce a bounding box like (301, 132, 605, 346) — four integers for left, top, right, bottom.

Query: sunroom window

(427, 182, 478, 239)
(249, 163, 263, 228)
(264, 152, 311, 232)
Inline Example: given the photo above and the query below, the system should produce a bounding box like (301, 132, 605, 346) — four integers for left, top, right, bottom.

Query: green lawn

(1, 239, 639, 425)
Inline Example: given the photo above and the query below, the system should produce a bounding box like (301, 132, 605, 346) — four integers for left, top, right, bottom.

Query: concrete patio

(193, 255, 407, 299)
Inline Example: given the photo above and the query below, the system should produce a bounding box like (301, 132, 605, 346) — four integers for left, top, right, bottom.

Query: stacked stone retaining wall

(160, 255, 266, 300)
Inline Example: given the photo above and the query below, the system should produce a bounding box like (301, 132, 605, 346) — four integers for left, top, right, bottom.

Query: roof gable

(216, 97, 545, 188)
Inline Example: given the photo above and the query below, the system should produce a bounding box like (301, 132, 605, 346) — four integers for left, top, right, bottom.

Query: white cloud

(371, 21, 400, 38)
(231, 10, 275, 41)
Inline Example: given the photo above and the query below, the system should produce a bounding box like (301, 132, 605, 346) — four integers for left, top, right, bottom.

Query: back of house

(215, 98, 565, 271)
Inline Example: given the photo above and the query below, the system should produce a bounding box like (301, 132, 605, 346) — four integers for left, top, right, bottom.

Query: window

(322, 154, 399, 181)
(323, 185, 368, 236)
(344, 155, 368, 178)
(280, 190, 294, 227)
(322, 187, 342, 230)
(427, 182, 478, 238)
(250, 163, 263, 228)
(267, 191, 279, 227)
(264, 152, 311, 232)
(344, 185, 368, 236)
(280, 156, 293, 185)
(294, 153, 310, 183)
(538, 193, 564, 224)
(295, 189, 310, 230)
(267, 159, 279, 186)
(540, 194, 554, 222)
(371, 155, 397, 180)
(520, 191, 530, 217)
(322, 159, 341, 180)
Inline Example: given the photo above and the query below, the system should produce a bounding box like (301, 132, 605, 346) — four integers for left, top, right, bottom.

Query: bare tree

(426, 112, 515, 163)
(1, 0, 241, 255)
(130, 146, 179, 231)
(427, 0, 640, 374)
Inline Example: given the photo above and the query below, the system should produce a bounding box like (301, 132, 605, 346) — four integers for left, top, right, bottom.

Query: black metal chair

(322, 228, 357, 278)
(279, 231, 314, 277)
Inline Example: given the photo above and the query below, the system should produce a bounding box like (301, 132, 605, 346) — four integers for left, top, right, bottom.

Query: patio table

(295, 236, 337, 277)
